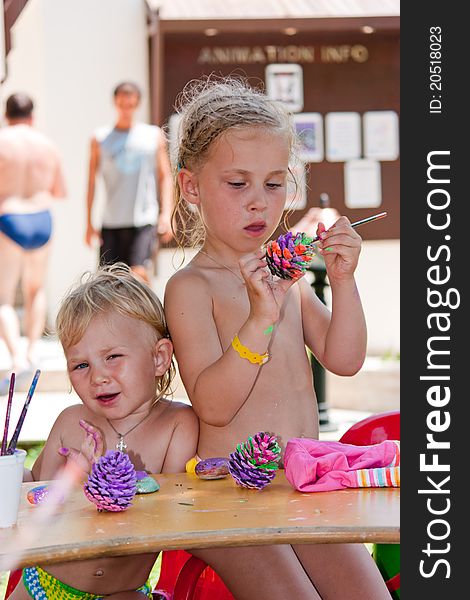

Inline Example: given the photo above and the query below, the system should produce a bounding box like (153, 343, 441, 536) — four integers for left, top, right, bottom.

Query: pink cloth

(284, 438, 400, 492)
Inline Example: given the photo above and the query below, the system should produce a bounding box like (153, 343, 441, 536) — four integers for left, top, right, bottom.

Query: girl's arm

(301, 217, 367, 375)
(165, 262, 296, 427)
(31, 412, 71, 481)
(161, 405, 199, 473)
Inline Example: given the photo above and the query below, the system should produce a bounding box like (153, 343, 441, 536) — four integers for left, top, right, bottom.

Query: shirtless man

(0, 93, 66, 393)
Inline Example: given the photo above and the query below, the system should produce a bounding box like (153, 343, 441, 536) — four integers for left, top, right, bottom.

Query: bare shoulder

(53, 403, 86, 426)
(165, 260, 209, 292)
(158, 398, 198, 426)
(164, 260, 212, 312)
(42, 403, 86, 445)
(157, 399, 199, 443)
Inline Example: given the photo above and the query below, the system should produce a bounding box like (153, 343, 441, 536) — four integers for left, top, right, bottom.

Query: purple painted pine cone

(84, 450, 137, 512)
(265, 231, 315, 280)
(229, 432, 281, 490)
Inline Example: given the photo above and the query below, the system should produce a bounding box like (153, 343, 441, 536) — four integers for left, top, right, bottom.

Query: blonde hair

(55, 263, 175, 401)
(172, 75, 297, 247)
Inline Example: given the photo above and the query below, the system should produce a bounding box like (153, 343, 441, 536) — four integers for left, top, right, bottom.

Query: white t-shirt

(95, 123, 160, 228)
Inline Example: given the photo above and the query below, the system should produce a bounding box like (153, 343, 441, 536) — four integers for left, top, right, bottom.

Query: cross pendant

(116, 436, 127, 452)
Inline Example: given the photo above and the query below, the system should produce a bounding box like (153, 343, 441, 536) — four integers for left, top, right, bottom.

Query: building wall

(162, 29, 400, 241)
(0, 0, 150, 323)
(339, 239, 400, 355)
(0, 5, 399, 354)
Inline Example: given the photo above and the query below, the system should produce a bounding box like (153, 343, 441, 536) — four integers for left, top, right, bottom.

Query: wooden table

(0, 471, 399, 568)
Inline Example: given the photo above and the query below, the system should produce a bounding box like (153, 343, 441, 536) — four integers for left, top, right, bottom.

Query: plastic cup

(0, 449, 26, 528)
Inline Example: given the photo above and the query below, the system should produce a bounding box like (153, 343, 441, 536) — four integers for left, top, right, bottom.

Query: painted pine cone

(228, 432, 281, 490)
(265, 231, 315, 280)
(84, 450, 137, 512)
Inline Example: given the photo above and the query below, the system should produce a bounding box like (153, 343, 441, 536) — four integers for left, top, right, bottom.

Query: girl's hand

(317, 217, 362, 282)
(239, 250, 301, 325)
(58, 420, 104, 474)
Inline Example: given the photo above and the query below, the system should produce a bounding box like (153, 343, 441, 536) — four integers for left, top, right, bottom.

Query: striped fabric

(356, 465, 400, 488)
(356, 440, 400, 487)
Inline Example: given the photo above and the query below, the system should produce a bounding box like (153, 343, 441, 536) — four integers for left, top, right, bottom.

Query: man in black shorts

(85, 81, 174, 282)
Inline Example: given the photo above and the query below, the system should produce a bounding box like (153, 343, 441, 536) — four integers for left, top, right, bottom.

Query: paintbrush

(309, 211, 388, 244)
(6, 369, 41, 454)
(1, 373, 15, 456)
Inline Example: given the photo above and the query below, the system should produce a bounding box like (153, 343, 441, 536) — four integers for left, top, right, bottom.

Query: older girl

(164, 77, 389, 599)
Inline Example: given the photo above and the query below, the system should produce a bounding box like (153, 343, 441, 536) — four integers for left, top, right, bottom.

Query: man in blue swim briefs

(0, 93, 67, 393)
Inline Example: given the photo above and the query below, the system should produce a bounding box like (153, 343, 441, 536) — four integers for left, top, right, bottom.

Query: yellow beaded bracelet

(231, 334, 270, 365)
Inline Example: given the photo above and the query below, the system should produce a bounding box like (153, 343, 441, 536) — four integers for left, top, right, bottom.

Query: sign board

(293, 113, 324, 162)
(265, 63, 303, 113)
(344, 159, 382, 208)
(363, 111, 399, 161)
(325, 112, 361, 162)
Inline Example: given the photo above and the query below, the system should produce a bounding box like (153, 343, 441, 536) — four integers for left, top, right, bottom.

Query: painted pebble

(27, 484, 64, 505)
(195, 457, 230, 480)
(135, 471, 160, 494)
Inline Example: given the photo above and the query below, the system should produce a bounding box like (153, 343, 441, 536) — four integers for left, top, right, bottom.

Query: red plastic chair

(154, 549, 193, 597)
(152, 549, 232, 600)
(339, 410, 400, 599)
(173, 554, 233, 600)
(339, 410, 400, 446)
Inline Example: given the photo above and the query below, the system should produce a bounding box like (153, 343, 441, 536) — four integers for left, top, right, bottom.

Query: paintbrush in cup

(6, 369, 41, 454)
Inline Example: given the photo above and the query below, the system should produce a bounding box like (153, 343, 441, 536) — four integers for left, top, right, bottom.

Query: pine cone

(266, 232, 315, 280)
(84, 450, 137, 512)
(228, 432, 281, 490)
